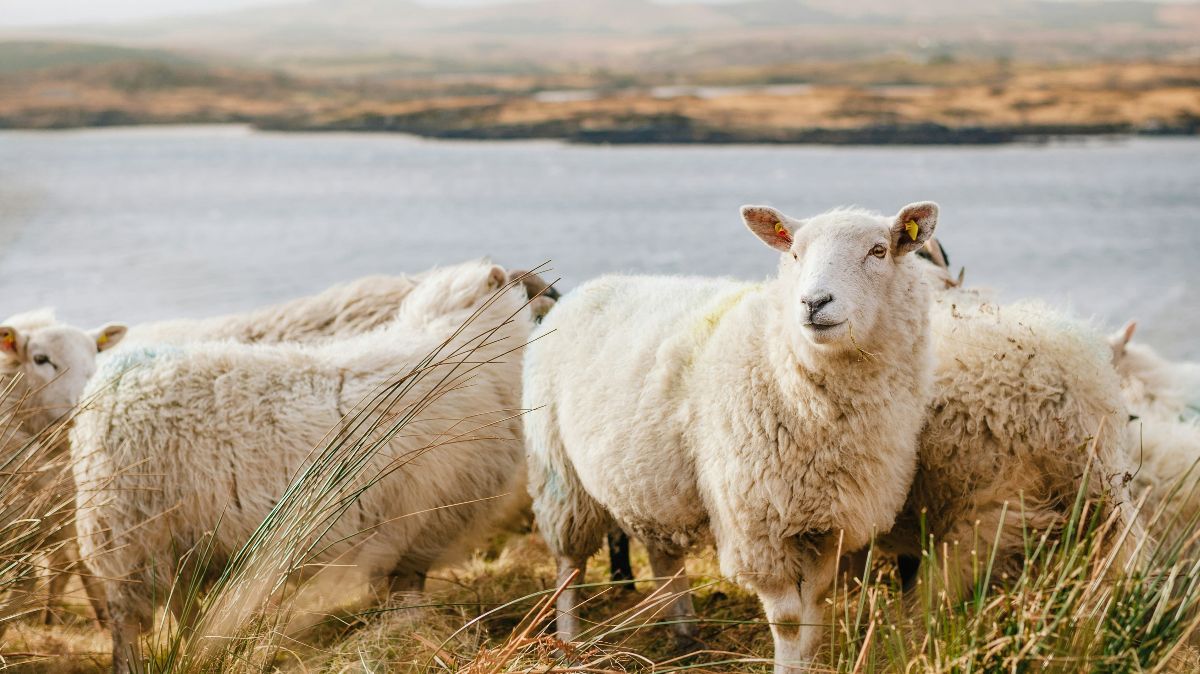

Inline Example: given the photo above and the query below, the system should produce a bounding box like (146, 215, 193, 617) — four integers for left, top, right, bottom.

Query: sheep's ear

(92, 323, 127, 352)
(487, 265, 508, 292)
(916, 237, 950, 269)
(0, 326, 18, 360)
(891, 202, 938, 257)
(742, 205, 799, 253)
(1109, 320, 1137, 362)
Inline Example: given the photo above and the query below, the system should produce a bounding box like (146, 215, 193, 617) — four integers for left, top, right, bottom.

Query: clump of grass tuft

(0, 380, 90, 657)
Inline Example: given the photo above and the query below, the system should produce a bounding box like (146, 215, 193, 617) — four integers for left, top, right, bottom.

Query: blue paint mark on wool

(99, 345, 182, 379)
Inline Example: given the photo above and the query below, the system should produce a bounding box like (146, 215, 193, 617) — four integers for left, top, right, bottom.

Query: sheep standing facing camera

(71, 261, 540, 673)
(524, 202, 940, 673)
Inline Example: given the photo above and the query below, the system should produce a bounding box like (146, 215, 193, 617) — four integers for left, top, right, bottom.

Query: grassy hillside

(1, 47, 1196, 143)
(0, 42, 194, 74)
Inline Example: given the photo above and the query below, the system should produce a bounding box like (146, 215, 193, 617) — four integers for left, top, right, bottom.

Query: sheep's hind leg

(645, 543, 700, 651)
(41, 567, 71, 624)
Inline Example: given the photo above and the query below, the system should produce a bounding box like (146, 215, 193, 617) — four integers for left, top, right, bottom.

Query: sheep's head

(742, 202, 938, 352)
(0, 310, 127, 430)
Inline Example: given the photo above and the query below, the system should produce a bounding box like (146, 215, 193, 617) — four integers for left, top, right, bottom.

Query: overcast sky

(0, 0, 518, 26)
(0, 0, 1188, 27)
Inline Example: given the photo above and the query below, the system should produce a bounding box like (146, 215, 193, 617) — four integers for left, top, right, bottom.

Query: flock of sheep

(1, 201, 1197, 673)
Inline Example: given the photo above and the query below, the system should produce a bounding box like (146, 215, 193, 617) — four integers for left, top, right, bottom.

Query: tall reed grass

(4, 276, 1200, 672)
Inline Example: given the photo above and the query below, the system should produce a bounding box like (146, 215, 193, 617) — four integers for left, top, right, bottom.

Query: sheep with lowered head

(0, 309, 126, 632)
(524, 202, 940, 672)
(118, 266, 557, 349)
(70, 260, 539, 672)
(1109, 323, 1200, 537)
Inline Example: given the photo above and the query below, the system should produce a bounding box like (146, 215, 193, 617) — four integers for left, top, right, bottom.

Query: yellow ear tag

(97, 334, 108, 346)
(905, 219, 920, 241)
(773, 221, 792, 243)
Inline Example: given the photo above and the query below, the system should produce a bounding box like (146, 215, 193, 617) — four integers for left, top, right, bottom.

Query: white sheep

(1109, 324, 1200, 538)
(116, 273, 422, 347)
(70, 261, 538, 672)
(118, 267, 557, 350)
(524, 203, 941, 672)
(0, 309, 126, 633)
(873, 285, 1141, 597)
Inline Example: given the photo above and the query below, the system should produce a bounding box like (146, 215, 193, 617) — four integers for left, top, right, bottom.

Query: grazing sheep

(525, 202, 941, 672)
(118, 267, 557, 351)
(1109, 324, 1200, 537)
(71, 261, 538, 672)
(0, 309, 126, 633)
(116, 274, 422, 347)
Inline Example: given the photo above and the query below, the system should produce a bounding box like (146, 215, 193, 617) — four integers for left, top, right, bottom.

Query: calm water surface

(1, 126, 1196, 357)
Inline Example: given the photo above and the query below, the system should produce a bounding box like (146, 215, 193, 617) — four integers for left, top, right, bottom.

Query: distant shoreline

(2, 117, 1197, 146)
(3, 55, 1198, 147)
(261, 119, 1196, 146)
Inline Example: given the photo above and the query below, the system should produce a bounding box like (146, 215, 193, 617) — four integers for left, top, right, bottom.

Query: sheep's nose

(801, 293, 833, 315)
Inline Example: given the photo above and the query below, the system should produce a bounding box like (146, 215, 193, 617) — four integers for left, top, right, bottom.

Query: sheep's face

(0, 317, 127, 430)
(742, 202, 938, 351)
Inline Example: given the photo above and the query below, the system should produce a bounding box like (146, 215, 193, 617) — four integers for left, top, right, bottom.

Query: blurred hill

(1, 1, 1197, 142)
(4, 0, 1200, 76)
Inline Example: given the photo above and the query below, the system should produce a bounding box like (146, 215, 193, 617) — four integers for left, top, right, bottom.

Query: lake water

(1, 126, 1196, 358)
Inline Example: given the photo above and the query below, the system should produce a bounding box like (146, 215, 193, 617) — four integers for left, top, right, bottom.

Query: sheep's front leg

(759, 583, 806, 673)
(555, 555, 589, 642)
(645, 543, 700, 650)
(759, 539, 840, 673)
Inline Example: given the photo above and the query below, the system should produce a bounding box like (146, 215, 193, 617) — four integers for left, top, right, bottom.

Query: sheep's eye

(869, 244, 887, 259)
(32, 354, 51, 366)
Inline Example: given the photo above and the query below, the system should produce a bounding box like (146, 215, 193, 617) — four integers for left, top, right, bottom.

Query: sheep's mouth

(805, 320, 845, 332)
